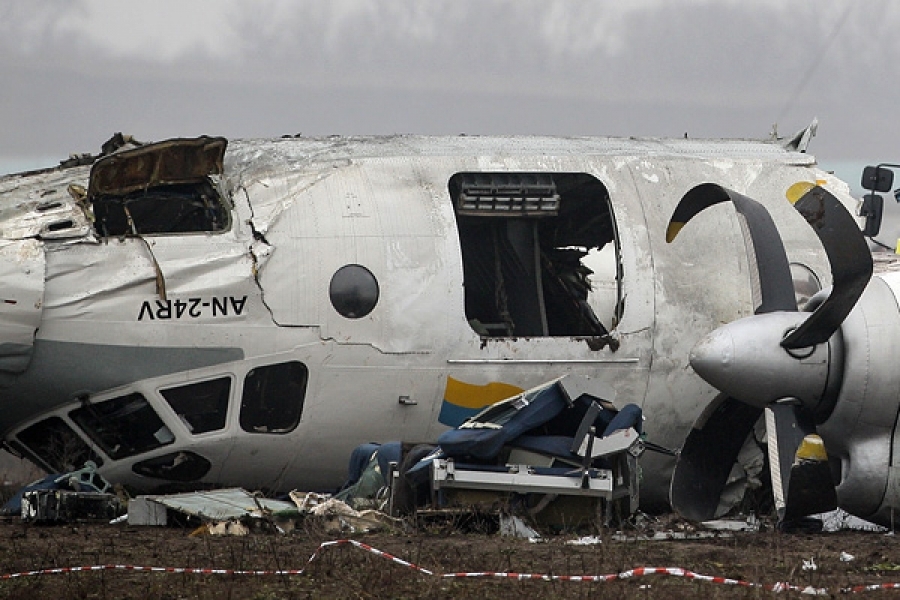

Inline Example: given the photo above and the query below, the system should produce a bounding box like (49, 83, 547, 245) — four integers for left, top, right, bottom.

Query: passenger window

(16, 416, 103, 472)
(240, 362, 308, 434)
(70, 393, 175, 459)
(450, 172, 621, 338)
(160, 377, 231, 434)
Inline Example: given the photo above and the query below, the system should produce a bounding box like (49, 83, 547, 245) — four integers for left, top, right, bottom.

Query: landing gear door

(0, 239, 44, 373)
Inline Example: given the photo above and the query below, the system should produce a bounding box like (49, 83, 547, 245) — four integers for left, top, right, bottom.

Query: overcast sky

(2, 0, 899, 175)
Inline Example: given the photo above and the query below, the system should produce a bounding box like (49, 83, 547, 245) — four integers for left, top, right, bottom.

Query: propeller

(667, 183, 873, 526)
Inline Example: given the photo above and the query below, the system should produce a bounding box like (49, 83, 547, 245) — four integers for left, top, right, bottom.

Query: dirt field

(1, 513, 900, 599)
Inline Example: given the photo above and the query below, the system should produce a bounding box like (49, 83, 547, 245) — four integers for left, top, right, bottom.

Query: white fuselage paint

(0, 135, 846, 508)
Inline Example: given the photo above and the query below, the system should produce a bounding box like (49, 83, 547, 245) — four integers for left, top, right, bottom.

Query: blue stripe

(438, 402, 481, 427)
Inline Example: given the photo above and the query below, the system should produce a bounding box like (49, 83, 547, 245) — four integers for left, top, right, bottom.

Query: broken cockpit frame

(86, 136, 230, 238)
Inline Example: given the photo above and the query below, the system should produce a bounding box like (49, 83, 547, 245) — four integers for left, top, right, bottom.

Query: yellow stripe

(665, 222, 685, 243)
(443, 377, 523, 409)
(786, 181, 817, 205)
(795, 434, 828, 462)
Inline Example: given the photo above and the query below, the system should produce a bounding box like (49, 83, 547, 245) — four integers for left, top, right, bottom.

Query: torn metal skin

(0, 130, 853, 520)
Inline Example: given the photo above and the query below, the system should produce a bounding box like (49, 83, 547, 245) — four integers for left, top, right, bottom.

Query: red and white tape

(0, 538, 891, 594)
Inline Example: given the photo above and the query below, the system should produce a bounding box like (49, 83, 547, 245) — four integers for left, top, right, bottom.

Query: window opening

(70, 393, 175, 459)
(16, 417, 103, 472)
(92, 180, 229, 237)
(240, 361, 308, 434)
(87, 136, 229, 237)
(160, 377, 231, 434)
(450, 172, 620, 338)
(132, 451, 212, 481)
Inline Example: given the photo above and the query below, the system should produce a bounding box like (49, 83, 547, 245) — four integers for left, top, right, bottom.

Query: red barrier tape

(0, 538, 892, 594)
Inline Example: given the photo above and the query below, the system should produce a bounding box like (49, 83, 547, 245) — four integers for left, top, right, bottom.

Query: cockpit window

(16, 416, 103, 472)
(87, 135, 230, 237)
(450, 172, 620, 338)
(70, 392, 175, 459)
(240, 361, 308, 434)
(132, 451, 212, 482)
(160, 377, 231, 434)
(92, 180, 229, 236)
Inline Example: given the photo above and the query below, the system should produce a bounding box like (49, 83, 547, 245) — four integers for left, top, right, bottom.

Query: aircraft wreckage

(0, 127, 897, 528)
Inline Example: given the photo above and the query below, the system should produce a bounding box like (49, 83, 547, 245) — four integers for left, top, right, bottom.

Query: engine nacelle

(818, 274, 900, 521)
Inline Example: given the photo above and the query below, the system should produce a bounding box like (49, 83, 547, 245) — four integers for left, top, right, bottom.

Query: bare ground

(2, 514, 900, 599)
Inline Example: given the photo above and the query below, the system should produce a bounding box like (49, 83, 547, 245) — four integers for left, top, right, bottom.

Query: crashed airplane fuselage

(0, 133, 848, 509)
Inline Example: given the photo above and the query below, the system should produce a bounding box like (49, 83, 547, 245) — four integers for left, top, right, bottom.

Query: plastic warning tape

(844, 583, 900, 594)
(0, 539, 430, 581)
(0, 538, 890, 594)
(0, 564, 305, 578)
(442, 567, 821, 593)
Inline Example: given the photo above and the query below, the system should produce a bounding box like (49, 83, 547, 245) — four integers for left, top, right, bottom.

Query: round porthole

(329, 264, 379, 318)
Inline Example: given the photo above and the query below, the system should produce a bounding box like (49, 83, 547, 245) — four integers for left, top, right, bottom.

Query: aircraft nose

(689, 312, 832, 411)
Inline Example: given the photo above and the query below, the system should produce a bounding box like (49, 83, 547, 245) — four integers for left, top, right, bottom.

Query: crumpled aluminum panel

(0, 239, 44, 373)
(0, 165, 93, 240)
(88, 136, 226, 198)
(143, 488, 296, 521)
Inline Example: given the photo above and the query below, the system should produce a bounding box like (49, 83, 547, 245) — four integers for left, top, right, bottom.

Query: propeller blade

(670, 394, 762, 522)
(765, 404, 837, 524)
(668, 183, 855, 525)
(667, 183, 797, 314)
(780, 186, 874, 349)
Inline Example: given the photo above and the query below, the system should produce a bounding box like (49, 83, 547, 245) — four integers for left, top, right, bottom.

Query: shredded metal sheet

(142, 488, 295, 521)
